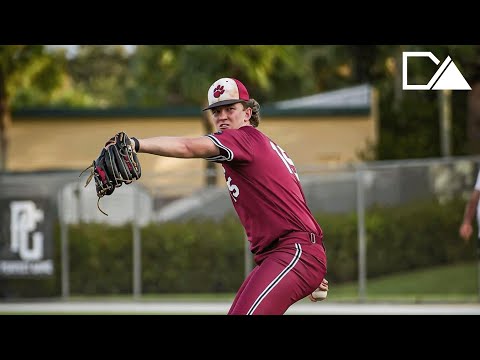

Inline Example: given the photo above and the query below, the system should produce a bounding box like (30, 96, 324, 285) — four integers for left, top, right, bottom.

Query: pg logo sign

(0, 199, 54, 277)
(402, 52, 471, 90)
(10, 201, 44, 261)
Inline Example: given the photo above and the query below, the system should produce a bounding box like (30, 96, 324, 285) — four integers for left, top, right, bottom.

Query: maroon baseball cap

(203, 78, 250, 111)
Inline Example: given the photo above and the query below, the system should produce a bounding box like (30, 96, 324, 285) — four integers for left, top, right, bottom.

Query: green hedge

(0, 198, 476, 298)
(321, 198, 476, 283)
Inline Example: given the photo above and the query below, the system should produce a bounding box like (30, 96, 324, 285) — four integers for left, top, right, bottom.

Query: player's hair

(243, 99, 260, 128)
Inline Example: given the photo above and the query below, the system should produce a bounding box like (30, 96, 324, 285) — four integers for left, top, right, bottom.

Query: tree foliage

(0, 45, 65, 170)
(66, 45, 133, 107)
(4, 45, 480, 167)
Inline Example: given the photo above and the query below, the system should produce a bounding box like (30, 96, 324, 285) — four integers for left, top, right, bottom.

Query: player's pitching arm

(132, 136, 220, 159)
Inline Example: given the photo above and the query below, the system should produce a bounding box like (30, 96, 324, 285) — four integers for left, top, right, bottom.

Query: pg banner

(0, 198, 54, 277)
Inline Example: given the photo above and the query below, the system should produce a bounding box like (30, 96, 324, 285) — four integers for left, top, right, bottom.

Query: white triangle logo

(431, 60, 471, 90)
(403, 52, 472, 90)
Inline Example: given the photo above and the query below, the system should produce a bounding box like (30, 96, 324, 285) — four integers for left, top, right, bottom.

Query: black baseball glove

(80, 131, 141, 215)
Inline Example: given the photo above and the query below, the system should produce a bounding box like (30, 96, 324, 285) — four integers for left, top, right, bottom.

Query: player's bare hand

(308, 278, 328, 302)
(459, 223, 473, 243)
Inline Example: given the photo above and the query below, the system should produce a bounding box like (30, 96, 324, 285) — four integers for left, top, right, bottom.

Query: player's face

(210, 102, 252, 131)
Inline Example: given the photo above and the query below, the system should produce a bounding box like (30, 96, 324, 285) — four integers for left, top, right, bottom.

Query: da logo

(402, 52, 471, 90)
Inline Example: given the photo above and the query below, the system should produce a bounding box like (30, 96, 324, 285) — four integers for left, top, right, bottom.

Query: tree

(0, 45, 64, 170)
(66, 45, 132, 107)
(367, 45, 479, 159)
(130, 45, 316, 186)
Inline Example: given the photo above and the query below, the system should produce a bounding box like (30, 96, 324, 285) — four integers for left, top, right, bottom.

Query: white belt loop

(310, 233, 316, 243)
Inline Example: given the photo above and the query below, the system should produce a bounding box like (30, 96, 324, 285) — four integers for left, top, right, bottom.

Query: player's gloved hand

(79, 131, 142, 216)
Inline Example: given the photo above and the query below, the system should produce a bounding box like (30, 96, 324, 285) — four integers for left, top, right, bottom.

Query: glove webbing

(79, 161, 114, 216)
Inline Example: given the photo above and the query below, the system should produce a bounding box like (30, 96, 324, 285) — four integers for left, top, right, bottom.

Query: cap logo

(202, 77, 249, 111)
(213, 85, 225, 98)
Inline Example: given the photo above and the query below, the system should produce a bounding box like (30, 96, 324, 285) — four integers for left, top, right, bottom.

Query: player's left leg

(228, 265, 259, 315)
(228, 243, 326, 315)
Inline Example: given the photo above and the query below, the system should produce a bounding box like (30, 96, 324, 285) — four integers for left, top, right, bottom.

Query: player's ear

(244, 106, 252, 122)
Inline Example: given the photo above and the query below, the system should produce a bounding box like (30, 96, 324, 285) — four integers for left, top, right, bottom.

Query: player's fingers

(319, 279, 328, 291)
(308, 294, 318, 302)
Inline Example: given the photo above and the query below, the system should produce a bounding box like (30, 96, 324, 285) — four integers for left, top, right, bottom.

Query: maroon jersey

(205, 126, 322, 255)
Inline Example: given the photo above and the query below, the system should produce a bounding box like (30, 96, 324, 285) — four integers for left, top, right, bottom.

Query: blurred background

(1, 45, 480, 304)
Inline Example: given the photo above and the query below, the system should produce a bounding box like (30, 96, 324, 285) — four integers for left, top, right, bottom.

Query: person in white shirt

(459, 168, 480, 299)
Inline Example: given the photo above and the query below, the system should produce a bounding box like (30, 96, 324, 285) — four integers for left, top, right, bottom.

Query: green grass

(3, 261, 479, 307)
(59, 261, 480, 304)
(67, 292, 236, 302)
(326, 261, 480, 303)
(1, 262, 479, 314)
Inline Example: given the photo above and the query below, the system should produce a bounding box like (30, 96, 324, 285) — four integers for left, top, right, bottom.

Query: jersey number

(270, 141, 299, 180)
(226, 176, 239, 202)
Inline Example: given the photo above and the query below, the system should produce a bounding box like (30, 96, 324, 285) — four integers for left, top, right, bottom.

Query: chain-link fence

(1, 155, 479, 301)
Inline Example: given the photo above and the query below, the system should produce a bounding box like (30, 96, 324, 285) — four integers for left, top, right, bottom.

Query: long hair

(244, 99, 261, 128)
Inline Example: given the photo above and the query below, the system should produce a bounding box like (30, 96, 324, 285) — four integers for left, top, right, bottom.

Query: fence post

(355, 163, 367, 303)
(59, 188, 69, 299)
(133, 185, 142, 300)
(244, 231, 252, 279)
